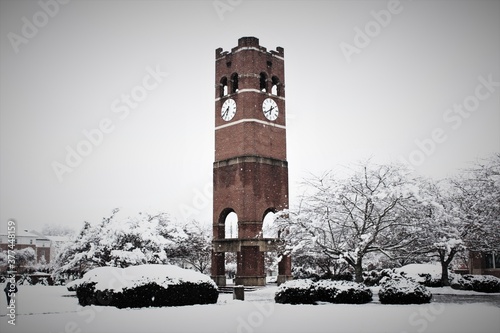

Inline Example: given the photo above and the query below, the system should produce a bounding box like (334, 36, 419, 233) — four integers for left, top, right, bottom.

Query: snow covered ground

(0, 285, 499, 333)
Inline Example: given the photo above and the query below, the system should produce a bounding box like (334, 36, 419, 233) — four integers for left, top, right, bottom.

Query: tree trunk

(354, 259, 363, 283)
(441, 261, 450, 286)
(440, 249, 457, 286)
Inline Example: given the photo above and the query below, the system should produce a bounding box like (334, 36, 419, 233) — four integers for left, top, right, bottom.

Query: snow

(276, 278, 314, 290)
(395, 264, 443, 276)
(1, 285, 499, 333)
(325, 280, 365, 292)
(394, 263, 443, 283)
(379, 278, 432, 304)
(68, 264, 216, 292)
(382, 278, 428, 293)
(428, 286, 500, 296)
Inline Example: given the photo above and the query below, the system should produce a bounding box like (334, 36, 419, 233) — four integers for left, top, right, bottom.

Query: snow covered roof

(0, 230, 70, 242)
(45, 235, 71, 242)
(27, 230, 52, 241)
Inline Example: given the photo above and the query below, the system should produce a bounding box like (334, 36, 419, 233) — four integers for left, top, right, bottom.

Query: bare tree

(371, 154, 499, 286)
(170, 220, 212, 274)
(276, 161, 423, 282)
(451, 154, 500, 253)
(398, 179, 465, 285)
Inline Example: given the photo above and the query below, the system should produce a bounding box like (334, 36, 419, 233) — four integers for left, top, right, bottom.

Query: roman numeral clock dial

(221, 98, 236, 121)
(262, 98, 279, 121)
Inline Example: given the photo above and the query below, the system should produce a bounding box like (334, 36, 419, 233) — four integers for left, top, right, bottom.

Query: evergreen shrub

(379, 278, 432, 304)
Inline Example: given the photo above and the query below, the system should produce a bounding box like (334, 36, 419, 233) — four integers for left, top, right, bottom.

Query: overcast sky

(1, 0, 499, 234)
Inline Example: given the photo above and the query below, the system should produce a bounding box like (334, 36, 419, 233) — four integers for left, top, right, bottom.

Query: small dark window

(260, 72, 268, 92)
(231, 73, 239, 93)
(271, 76, 280, 96)
(220, 77, 228, 97)
(485, 253, 494, 269)
(226, 61, 232, 67)
(267, 61, 272, 67)
(485, 252, 499, 269)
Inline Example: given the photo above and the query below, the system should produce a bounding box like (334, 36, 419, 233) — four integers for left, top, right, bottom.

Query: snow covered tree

(169, 220, 212, 274)
(14, 247, 36, 271)
(53, 221, 95, 278)
(40, 223, 75, 237)
(397, 179, 465, 285)
(451, 154, 500, 253)
(53, 209, 187, 278)
(275, 161, 423, 282)
(0, 248, 36, 273)
(389, 154, 500, 286)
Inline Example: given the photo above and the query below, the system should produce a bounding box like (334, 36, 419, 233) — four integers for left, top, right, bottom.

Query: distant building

(469, 251, 500, 278)
(0, 230, 70, 266)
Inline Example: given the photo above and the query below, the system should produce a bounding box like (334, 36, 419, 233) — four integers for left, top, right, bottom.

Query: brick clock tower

(211, 37, 292, 286)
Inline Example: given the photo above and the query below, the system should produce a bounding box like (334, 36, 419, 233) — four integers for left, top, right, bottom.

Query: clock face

(221, 98, 236, 121)
(262, 98, 279, 121)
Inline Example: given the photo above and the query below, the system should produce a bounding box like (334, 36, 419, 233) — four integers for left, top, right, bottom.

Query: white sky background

(0, 0, 499, 233)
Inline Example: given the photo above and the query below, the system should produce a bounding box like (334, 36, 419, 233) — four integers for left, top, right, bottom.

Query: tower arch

(217, 208, 238, 239)
(262, 209, 277, 238)
(220, 76, 228, 97)
(224, 211, 238, 239)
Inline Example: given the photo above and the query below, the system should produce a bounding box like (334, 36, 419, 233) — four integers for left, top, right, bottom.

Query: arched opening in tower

(262, 210, 277, 238)
(263, 210, 279, 283)
(224, 211, 238, 239)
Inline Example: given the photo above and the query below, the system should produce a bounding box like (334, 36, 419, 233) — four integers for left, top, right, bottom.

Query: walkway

(432, 294, 500, 307)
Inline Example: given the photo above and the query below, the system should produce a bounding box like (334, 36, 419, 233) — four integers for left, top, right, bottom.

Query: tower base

(277, 275, 293, 286)
(211, 275, 226, 287)
(234, 276, 266, 286)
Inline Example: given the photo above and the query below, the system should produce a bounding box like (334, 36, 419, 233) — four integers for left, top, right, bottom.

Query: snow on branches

(53, 209, 188, 278)
(275, 161, 424, 282)
(275, 155, 500, 285)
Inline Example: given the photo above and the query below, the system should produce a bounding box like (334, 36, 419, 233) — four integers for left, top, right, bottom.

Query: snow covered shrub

(417, 273, 444, 287)
(377, 269, 406, 285)
(36, 277, 49, 286)
(324, 271, 354, 282)
(450, 274, 500, 293)
(66, 280, 78, 291)
(363, 270, 383, 286)
(69, 264, 218, 308)
(394, 264, 446, 287)
(275, 279, 372, 305)
(449, 274, 473, 290)
(274, 279, 316, 304)
(315, 280, 372, 304)
(379, 278, 432, 304)
(19, 275, 32, 285)
(292, 267, 320, 281)
(469, 275, 500, 293)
